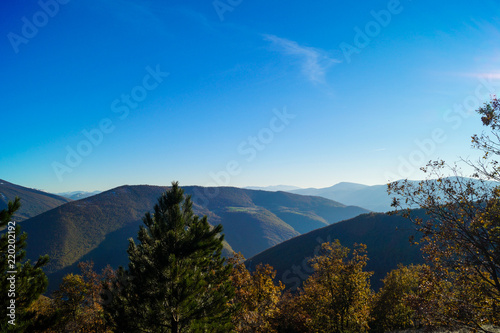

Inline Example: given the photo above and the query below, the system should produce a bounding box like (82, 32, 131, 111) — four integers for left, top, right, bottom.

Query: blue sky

(1, 0, 500, 192)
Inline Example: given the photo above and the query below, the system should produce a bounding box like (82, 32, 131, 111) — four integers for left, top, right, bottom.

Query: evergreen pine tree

(104, 182, 235, 332)
(1, 197, 48, 332)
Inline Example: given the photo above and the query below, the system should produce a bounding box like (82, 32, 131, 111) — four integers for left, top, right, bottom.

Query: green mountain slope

(19, 185, 368, 290)
(0, 179, 72, 221)
(246, 211, 426, 291)
(23, 185, 169, 273)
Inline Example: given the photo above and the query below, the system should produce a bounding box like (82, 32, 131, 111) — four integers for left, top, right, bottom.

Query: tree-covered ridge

(19, 185, 368, 291)
(0, 179, 71, 222)
(17, 178, 500, 332)
(103, 182, 235, 332)
(247, 210, 426, 291)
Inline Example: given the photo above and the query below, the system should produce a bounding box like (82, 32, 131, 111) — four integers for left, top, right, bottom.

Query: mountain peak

(329, 182, 370, 191)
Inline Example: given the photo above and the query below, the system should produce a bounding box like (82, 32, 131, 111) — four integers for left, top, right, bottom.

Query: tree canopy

(0, 197, 48, 332)
(103, 182, 235, 332)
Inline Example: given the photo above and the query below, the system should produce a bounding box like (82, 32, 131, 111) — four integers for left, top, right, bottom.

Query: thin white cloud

(427, 70, 500, 82)
(264, 34, 340, 84)
(461, 73, 500, 79)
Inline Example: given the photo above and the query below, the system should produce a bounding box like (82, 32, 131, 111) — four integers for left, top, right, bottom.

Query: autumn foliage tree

(28, 261, 114, 332)
(370, 264, 424, 332)
(293, 240, 373, 333)
(52, 261, 114, 332)
(388, 96, 500, 330)
(272, 290, 310, 333)
(405, 261, 497, 330)
(228, 252, 284, 332)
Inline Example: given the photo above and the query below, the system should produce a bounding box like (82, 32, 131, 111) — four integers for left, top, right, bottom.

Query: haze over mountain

(247, 210, 427, 291)
(289, 182, 393, 212)
(0, 179, 72, 222)
(17, 183, 368, 290)
(242, 181, 398, 212)
(56, 191, 102, 201)
(270, 177, 500, 213)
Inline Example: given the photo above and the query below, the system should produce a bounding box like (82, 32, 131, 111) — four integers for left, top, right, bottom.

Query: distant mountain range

(244, 185, 302, 191)
(57, 190, 102, 200)
(242, 183, 396, 212)
(10, 177, 492, 294)
(241, 182, 398, 212)
(14, 183, 368, 291)
(0, 179, 72, 221)
(247, 210, 427, 291)
(287, 178, 500, 212)
(288, 182, 393, 212)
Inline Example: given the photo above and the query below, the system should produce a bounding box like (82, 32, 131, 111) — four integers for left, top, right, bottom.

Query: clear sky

(1, 0, 500, 193)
